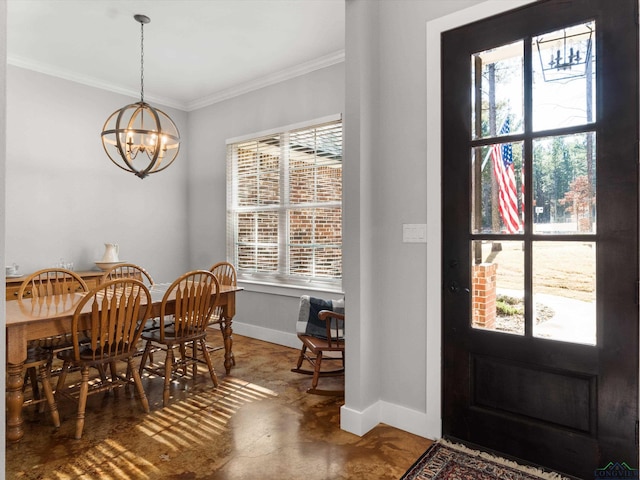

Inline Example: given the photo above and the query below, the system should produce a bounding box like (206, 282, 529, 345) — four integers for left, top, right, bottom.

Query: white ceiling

(6, 0, 345, 111)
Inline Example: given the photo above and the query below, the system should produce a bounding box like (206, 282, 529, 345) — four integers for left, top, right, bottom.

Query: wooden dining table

(5, 282, 243, 443)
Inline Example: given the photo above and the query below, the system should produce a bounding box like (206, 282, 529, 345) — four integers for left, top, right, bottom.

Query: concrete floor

(6, 335, 432, 479)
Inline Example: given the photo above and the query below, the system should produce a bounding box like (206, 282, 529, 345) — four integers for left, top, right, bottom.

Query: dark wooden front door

(441, 1, 638, 477)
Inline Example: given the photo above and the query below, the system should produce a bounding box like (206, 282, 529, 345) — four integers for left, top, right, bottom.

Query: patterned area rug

(401, 439, 569, 480)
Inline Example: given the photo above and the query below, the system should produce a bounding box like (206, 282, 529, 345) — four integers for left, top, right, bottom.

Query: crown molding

(6, 54, 187, 110)
(7, 49, 346, 113)
(186, 49, 345, 111)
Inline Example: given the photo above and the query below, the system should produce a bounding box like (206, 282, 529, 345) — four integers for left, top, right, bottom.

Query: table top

(5, 283, 243, 328)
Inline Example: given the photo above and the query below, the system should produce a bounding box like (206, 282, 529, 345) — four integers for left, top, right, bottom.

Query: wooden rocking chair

(291, 296, 345, 396)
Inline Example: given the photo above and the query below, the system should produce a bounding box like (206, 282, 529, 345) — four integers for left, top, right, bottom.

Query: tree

(558, 175, 594, 231)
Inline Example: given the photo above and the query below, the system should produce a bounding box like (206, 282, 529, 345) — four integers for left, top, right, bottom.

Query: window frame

(226, 114, 343, 291)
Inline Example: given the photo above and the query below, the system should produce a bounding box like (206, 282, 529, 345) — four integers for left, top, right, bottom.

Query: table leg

(6, 362, 25, 442)
(221, 291, 237, 375)
(222, 315, 234, 375)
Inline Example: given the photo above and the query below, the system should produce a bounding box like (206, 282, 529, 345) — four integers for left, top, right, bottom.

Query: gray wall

(5, 66, 189, 283)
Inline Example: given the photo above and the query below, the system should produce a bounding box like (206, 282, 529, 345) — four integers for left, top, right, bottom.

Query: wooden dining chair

(291, 296, 345, 396)
(100, 263, 154, 287)
(18, 268, 88, 302)
(55, 278, 152, 439)
(138, 270, 220, 407)
(100, 262, 160, 333)
(207, 262, 237, 364)
(17, 269, 91, 379)
(209, 261, 236, 289)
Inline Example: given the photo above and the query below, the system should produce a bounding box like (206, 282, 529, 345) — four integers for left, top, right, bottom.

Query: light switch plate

(403, 224, 427, 243)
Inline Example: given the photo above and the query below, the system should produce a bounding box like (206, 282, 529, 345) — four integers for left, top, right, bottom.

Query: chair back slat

(209, 262, 236, 287)
(19, 268, 89, 299)
(73, 279, 152, 362)
(160, 270, 219, 340)
(100, 263, 154, 287)
(208, 262, 236, 323)
(319, 310, 345, 349)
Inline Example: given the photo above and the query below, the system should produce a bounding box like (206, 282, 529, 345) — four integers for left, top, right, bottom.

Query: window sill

(238, 279, 344, 298)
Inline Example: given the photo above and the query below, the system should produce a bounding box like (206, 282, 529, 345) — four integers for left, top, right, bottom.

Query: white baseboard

(341, 400, 440, 440)
(231, 321, 300, 350)
(340, 402, 381, 436)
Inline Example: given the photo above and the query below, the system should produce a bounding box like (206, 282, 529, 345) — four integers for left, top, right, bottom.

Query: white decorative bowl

(95, 261, 125, 271)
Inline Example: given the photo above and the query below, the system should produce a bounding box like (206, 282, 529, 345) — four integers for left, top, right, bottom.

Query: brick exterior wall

(472, 263, 497, 329)
(232, 122, 342, 280)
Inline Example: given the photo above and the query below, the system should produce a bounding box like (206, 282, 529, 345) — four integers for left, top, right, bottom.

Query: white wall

(1, 0, 8, 453)
(5, 66, 189, 283)
(186, 62, 345, 344)
(340, 0, 379, 435)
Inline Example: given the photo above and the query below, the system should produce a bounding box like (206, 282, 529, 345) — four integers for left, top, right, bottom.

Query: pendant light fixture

(101, 14, 180, 179)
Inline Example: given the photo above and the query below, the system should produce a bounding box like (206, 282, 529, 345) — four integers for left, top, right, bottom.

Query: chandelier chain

(140, 20, 145, 103)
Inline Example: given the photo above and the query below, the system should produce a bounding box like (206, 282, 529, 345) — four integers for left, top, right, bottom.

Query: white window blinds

(227, 117, 342, 287)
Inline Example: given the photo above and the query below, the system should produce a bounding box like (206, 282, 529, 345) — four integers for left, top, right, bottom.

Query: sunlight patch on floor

(45, 377, 278, 479)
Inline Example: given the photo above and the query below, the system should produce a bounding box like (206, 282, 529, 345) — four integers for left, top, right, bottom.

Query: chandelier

(101, 14, 180, 179)
(535, 22, 594, 83)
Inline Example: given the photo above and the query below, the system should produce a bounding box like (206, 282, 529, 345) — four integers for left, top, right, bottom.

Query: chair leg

(55, 360, 71, 395)
(37, 363, 60, 428)
(124, 362, 132, 395)
(163, 347, 174, 407)
(96, 364, 108, 385)
(26, 366, 48, 413)
(139, 340, 152, 377)
(305, 352, 345, 396)
(296, 345, 307, 370)
(27, 367, 41, 398)
(142, 333, 155, 364)
(128, 357, 150, 413)
(310, 352, 323, 392)
(109, 361, 118, 381)
(179, 343, 188, 376)
(199, 338, 218, 388)
(45, 354, 54, 379)
(192, 341, 198, 379)
(75, 366, 90, 440)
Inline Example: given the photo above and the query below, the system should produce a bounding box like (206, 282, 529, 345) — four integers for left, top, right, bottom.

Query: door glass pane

(532, 133, 596, 234)
(472, 41, 524, 140)
(471, 140, 524, 234)
(532, 242, 596, 345)
(471, 240, 524, 336)
(532, 21, 595, 131)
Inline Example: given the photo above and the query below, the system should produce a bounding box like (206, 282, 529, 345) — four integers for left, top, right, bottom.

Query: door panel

(442, 1, 638, 477)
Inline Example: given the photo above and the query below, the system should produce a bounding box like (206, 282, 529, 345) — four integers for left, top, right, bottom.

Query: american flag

(491, 117, 520, 233)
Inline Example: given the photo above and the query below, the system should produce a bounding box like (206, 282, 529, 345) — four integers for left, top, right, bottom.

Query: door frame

(427, 0, 640, 472)
(424, 0, 538, 441)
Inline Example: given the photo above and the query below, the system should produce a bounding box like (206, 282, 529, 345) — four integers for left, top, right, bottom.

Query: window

(226, 115, 342, 289)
